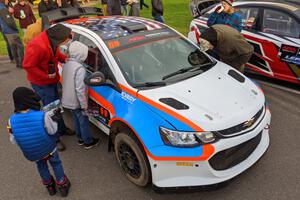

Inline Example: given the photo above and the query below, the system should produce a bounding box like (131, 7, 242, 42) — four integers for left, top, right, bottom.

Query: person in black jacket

(107, 0, 121, 15)
(57, 0, 80, 8)
(152, 0, 164, 23)
(140, 0, 148, 10)
(38, 0, 57, 17)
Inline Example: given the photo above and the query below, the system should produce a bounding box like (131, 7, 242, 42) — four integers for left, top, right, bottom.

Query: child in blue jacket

(207, 0, 242, 32)
(7, 87, 71, 197)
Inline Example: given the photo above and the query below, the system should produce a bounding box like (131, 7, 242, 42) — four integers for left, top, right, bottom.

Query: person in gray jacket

(61, 41, 100, 149)
(152, 0, 164, 23)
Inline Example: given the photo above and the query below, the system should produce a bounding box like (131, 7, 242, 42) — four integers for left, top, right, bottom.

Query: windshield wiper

(162, 67, 194, 80)
(136, 81, 166, 88)
(162, 62, 215, 81)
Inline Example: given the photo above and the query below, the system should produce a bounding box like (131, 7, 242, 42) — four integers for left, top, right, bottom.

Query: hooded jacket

(22, 30, 67, 86)
(62, 41, 89, 110)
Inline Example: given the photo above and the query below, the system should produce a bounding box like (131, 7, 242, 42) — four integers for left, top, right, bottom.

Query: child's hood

(68, 41, 89, 62)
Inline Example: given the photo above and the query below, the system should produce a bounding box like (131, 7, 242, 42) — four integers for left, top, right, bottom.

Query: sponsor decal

(121, 91, 136, 104)
(176, 162, 194, 167)
(282, 55, 300, 65)
(88, 99, 111, 124)
(280, 44, 300, 64)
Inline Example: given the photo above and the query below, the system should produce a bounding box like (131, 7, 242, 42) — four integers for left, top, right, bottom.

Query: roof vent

(228, 69, 245, 83)
(119, 22, 147, 33)
(159, 98, 189, 110)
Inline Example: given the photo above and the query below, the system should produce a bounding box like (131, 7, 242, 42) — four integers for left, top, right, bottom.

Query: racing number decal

(88, 98, 111, 125)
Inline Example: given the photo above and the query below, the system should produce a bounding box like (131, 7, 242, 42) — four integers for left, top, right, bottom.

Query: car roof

(65, 16, 169, 41)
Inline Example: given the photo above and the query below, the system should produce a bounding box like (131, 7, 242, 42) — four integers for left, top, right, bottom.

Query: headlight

(159, 127, 216, 147)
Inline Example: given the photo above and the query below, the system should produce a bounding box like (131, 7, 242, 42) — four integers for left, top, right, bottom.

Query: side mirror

(84, 72, 106, 86)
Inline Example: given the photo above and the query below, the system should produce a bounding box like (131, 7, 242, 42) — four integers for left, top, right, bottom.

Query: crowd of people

(1, 0, 255, 198)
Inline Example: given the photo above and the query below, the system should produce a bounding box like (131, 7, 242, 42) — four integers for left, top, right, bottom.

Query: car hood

(138, 62, 265, 131)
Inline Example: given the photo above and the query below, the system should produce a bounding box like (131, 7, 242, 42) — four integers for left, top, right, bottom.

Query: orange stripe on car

(118, 84, 204, 132)
(109, 117, 214, 161)
(89, 88, 116, 116)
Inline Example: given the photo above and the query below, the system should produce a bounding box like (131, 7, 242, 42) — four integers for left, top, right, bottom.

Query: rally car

(48, 7, 271, 189)
(188, 0, 300, 85)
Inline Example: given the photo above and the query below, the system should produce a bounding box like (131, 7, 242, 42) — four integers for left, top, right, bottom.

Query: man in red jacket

(23, 24, 74, 151)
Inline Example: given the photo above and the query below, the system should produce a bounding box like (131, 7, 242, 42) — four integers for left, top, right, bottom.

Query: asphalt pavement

(0, 60, 299, 200)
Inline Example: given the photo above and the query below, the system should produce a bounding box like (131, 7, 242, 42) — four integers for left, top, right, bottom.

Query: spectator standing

(0, 27, 14, 62)
(207, 0, 242, 32)
(0, 0, 24, 68)
(38, 0, 57, 16)
(22, 24, 75, 151)
(13, 0, 36, 33)
(57, 0, 80, 8)
(127, 0, 140, 16)
(101, 0, 108, 16)
(120, 0, 128, 16)
(107, 0, 121, 15)
(23, 18, 42, 47)
(62, 41, 100, 149)
(201, 24, 253, 73)
(140, 0, 148, 10)
(151, 0, 164, 23)
(8, 87, 71, 197)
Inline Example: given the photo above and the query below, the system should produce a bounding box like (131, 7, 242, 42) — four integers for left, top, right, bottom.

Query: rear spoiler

(41, 7, 102, 29)
(189, 0, 221, 18)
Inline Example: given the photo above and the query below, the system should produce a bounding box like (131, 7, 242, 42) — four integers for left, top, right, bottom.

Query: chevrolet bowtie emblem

(244, 118, 255, 128)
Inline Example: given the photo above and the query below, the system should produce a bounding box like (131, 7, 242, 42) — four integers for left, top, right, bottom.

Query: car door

(71, 32, 120, 134)
(256, 8, 300, 83)
(235, 6, 276, 78)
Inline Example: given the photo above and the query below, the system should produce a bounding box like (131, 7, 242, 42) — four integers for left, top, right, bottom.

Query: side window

(236, 7, 259, 30)
(262, 9, 300, 38)
(72, 34, 115, 82)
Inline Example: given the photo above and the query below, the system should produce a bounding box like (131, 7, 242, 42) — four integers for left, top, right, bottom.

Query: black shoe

(62, 128, 75, 136)
(44, 176, 57, 196)
(57, 140, 66, 152)
(77, 140, 84, 146)
(57, 177, 71, 197)
(84, 138, 100, 150)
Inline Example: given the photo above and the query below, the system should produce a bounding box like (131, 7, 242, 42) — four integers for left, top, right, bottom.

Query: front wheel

(114, 132, 151, 187)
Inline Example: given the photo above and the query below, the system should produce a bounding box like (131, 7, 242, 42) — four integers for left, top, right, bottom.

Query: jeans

(36, 151, 65, 183)
(31, 84, 67, 135)
(5, 33, 24, 68)
(71, 109, 93, 144)
(154, 15, 164, 23)
(2, 33, 14, 60)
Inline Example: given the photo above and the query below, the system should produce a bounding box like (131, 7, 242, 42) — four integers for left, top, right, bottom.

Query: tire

(114, 132, 151, 187)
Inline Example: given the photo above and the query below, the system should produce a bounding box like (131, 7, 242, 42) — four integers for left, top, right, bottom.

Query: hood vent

(159, 98, 189, 110)
(228, 69, 245, 83)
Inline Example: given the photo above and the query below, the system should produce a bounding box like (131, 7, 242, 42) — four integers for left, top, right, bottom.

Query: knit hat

(46, 24, 72, 54)
(223, 0, 234, 6)
(13, 87, 42, 112)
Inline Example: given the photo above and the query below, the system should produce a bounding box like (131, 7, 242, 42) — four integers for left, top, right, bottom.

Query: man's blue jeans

(31, 84, 67, 135)
(154, 15, 164, 23)
(71, 109, 93, 144)
(36, 151, 65, 183)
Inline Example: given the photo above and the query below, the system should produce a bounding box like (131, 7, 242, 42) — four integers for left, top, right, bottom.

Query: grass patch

(0, 0, 192, 56)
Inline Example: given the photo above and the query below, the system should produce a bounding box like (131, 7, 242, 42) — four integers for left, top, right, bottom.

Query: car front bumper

(149, 109, 271, 188)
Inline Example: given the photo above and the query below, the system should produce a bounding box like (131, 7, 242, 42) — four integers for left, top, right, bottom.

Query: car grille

(217, 106, 264, 137)
(209, 132, 262, 171)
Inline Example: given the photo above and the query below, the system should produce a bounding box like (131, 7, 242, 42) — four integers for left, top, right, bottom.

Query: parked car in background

(189, 0, 300, 85)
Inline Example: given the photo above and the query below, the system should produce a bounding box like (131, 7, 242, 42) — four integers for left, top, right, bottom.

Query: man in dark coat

(38, 0, 57, 17)
(13, 0, 36, 32)
(152, 0, 164, 23)
(107, 0, 121, 15)
(201, 24, 254, 73)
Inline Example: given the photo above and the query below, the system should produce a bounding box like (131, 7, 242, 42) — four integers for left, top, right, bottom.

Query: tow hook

(264, 124, 270, 130)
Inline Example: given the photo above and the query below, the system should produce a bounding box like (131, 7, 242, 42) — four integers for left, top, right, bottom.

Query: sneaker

(84, 138, 100, 150)
(57, 176, 71, 197)
(62, 128, 75, 136)
(77, 140, 84, 146)
(57, 140, 66, 152)
(44, 176, 56, 196)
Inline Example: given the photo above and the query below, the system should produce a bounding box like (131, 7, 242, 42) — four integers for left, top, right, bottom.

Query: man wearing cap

(23, 24, 75, 151)
(201, 24, 254, 73)
(207, 0, 242, 32)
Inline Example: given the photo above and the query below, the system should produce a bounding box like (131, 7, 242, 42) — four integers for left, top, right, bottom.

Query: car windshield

(113, 37, 213, 87)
